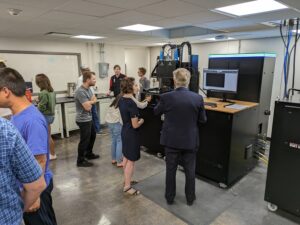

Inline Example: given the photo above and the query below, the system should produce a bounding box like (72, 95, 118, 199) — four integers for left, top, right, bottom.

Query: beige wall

(0, 38, 149, 94)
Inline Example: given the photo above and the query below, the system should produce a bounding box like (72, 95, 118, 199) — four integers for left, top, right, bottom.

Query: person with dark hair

(107, 65, 126, 97)
(0, 117, 46, 225)
(77, 67, 103, 135)
(74, 71, 99, 167)
(154, 68, 207, 206)
(105, 95, 123, 167)
(0, 67, 57, 225)
(138, 67, 150, 90)
(118, 77, 144, 195)
(35, 74, 57, 160)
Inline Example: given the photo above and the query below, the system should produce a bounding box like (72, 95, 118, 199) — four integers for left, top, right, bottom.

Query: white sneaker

(50, 154, 57, 160)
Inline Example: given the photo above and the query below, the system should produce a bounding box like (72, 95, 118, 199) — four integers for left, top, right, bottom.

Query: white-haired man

(154, 68, 207, 206)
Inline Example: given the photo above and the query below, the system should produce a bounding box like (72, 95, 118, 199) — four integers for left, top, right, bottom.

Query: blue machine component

(159, 50, 164, 60)
(191, 55, 199, 70)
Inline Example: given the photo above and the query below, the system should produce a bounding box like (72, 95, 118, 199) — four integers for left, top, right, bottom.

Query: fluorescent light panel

(71, 35, 104, 40)
(205, 37, 234, 41)
(153, 42, 168, 46)
(215, 0, 288, 17)
(118, 24, 162, 32)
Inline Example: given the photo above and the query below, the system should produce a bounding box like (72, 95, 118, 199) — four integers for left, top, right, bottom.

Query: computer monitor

(203, 69, 239, 102)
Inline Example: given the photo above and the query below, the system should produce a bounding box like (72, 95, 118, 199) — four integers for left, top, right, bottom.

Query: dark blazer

(154, 87, 207, 150)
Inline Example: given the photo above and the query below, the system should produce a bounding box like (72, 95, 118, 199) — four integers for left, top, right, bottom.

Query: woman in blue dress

(118, 78, 144, 195)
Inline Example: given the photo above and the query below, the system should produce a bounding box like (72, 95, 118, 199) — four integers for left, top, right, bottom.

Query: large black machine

(149, 41, 199, 94)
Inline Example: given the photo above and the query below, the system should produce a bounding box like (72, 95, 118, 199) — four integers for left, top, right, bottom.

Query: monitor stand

(218, 93, 235, 104)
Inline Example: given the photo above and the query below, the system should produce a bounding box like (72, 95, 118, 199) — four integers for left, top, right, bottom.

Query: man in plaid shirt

(0, 117, 46, 225)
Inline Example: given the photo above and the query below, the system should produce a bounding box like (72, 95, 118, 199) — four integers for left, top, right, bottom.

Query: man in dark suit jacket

(154, 68, 207, 206)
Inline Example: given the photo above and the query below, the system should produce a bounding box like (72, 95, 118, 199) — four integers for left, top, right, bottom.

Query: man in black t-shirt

(107, 65, 126, 97)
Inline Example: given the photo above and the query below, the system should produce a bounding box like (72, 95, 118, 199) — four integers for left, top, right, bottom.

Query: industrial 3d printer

(139, 41, 200, 154)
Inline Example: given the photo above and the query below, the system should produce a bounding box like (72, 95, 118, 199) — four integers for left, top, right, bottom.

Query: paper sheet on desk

(225, 104, 249, 110)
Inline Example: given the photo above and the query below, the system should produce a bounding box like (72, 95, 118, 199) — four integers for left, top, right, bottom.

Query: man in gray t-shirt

(74, 71, 100, 167)
(75, 86, 93, 122)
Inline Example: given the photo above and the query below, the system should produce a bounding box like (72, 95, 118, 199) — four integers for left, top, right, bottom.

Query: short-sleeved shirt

(0, 117, 43, 225)
(11, 105, 53, 186)
(74, 86, 93, 122)
(139, 77, 150, 90)
(119, 97, 139, 129)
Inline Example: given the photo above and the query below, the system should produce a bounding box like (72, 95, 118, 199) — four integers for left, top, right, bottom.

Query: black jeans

(23, 179, 57, 225)
(76, 120, 96, 163)
(165, 147, 197, 202)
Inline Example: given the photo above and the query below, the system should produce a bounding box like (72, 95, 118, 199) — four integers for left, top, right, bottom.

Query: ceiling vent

(44, 32, 73, 38)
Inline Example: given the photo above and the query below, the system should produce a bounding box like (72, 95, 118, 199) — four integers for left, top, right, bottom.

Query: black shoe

(77, 160, 93, 167)
(187, 196, 196, 206)
(166, 199, 174, 205)
(86, 153, 100, 160)
(187, 200, 194, 206)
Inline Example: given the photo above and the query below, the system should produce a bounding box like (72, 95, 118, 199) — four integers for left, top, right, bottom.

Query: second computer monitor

(203, 69, 239, 93)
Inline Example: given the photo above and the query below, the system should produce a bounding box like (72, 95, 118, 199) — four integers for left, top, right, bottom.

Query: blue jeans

(92, 104, 101, 133)
(107, 122, 123, 163)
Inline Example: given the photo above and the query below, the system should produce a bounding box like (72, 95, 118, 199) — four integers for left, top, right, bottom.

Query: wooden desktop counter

(139, 96, 259, 187)
(198, 97, 259, 187)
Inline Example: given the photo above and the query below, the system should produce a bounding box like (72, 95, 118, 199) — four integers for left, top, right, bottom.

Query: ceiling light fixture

(205, 37, 235, 41)
(118, 24, 163, 32)
(214, 0, 288, 17)
(71, 35, 105, 40)
(153, 43, 168, 46)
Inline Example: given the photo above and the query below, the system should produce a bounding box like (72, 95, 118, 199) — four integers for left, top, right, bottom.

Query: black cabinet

(265, 100, 300, 216)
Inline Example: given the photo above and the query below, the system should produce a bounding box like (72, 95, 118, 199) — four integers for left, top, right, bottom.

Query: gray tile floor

(50, 130, 300, 225)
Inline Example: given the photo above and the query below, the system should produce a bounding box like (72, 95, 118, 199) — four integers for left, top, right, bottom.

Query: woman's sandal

(123, 187, 140, 195)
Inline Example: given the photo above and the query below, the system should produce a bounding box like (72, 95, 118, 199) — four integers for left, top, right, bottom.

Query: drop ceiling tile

(149, 18, 190, 28)
(199, 19, 256, 31)
(180, 0, 253, 9)
(38, 10, 97, 24)
(102, 10, 164, 24)
(0, 0, 72, 10)
(279, 0, 300, 10)
(84, 0, 164, 10)
(137, 0, 205, 18)
(67, 18, 135, 33)
(57, 0, 124, 17)
(243, 8, 300, 24)
(176, 11, 232, 25)
(0, 2, 49, 21)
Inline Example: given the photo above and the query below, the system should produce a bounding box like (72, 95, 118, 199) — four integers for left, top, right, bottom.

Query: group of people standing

(0, 61, 206, 225)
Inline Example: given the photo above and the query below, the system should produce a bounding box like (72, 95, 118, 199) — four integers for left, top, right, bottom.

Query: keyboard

(204, 102, 217, 108)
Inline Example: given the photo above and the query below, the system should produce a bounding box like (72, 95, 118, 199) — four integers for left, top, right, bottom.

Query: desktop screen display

(203, 69, 238, 93)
